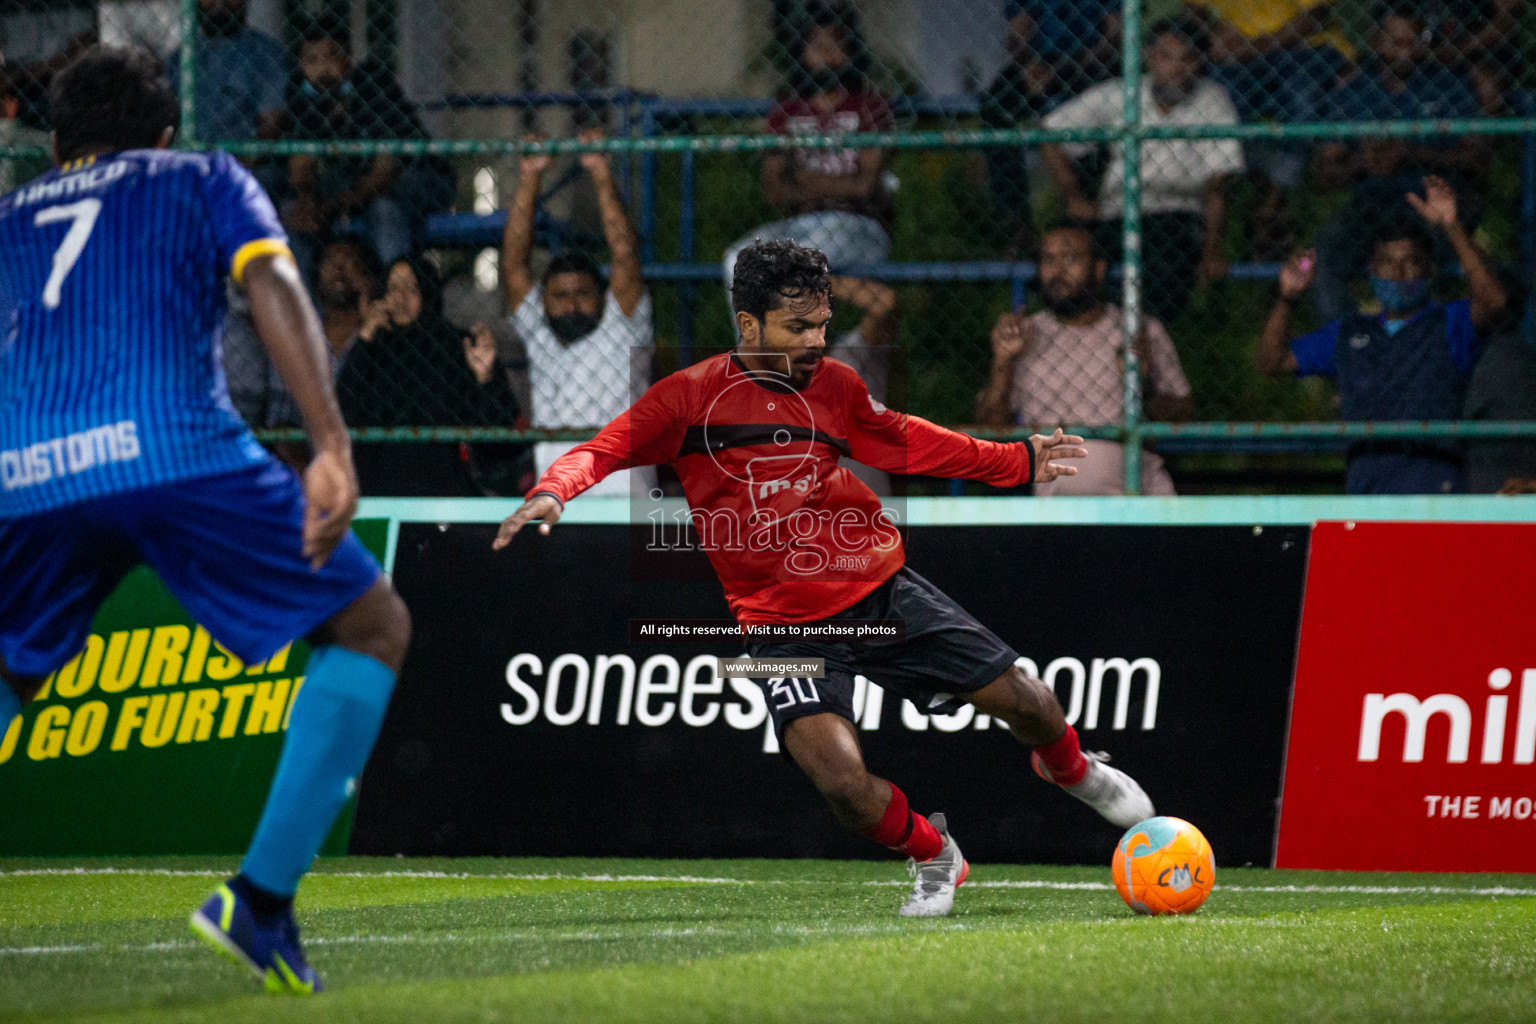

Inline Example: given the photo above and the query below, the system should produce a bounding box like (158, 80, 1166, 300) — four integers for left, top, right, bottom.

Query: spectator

(225, 236, 382, 428)
(501, 131, 655, 498)
(1041, 15, 1242, 326)
(1256, 177, 1508, 494)
(722, 1, 894, 287)
(221, 236, 380, 470)
(828, 275, 900, 495)
(282, 15, 452, 280)
(1431, 0, 1519, 115)
(1309, 3, 1486, 324)
(977, 0, 1128, 257)
(336, 256, 523, 496)
(978, 16, 1061, 256)
(312, 234, 383, 362)
(1185, 0, 1350, 257)
(338, 256, 520, 428)
(164, 0, 289, 156)
(0, 69, 48, 193)
(975, 223, 1193, 495)
(1004, 0, 1122, 97)
(4, 30, 96, 131)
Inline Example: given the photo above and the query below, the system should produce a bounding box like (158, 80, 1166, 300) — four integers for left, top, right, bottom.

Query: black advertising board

(350, 523, 1308, 866)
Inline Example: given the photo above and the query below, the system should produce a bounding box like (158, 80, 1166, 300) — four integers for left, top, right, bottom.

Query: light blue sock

(0, 683, 20, 736)
(240, 645, 396, 897)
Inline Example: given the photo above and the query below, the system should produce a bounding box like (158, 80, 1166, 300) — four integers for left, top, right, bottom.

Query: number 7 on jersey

(34, 198, 102, 309)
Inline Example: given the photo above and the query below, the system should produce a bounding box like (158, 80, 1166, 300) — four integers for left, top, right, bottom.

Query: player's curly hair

(730, 239, 831, 323)
(51, 45, 180, 163)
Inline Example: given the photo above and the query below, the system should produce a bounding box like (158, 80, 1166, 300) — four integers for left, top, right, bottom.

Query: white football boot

(1033, 750, 1155, 829)
(898, 812, 970, 917)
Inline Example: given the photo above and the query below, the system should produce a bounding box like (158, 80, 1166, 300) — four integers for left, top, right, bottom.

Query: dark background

(351, 523, 1308, 866)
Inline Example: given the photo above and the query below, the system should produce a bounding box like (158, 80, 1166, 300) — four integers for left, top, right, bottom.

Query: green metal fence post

(1120, 0, 1144, 494)
(177, 0, 198, 148)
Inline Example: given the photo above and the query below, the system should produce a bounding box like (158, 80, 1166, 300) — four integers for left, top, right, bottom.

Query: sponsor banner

(0, 520, 388, 856)
(351, 522, 1307, 865)
(1276, 522, 1536, 873)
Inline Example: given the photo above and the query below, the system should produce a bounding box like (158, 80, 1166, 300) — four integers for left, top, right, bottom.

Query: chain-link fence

(3, 0, 1535, 494)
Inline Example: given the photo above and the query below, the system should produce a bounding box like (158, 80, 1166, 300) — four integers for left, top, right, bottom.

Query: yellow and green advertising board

(0, 520, 387, 855)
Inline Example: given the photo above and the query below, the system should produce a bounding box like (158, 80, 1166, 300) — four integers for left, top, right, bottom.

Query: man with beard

(976, 223, 1193, 495)
(501, 130, 653, 497)
(493, 240, 1153, 916)
(1041, 14, 1242, 326)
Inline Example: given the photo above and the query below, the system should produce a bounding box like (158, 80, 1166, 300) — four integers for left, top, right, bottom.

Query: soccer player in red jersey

(494, 240, 1153, 915)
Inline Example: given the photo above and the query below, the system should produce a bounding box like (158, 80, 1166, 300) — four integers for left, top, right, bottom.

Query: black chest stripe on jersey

(678, 423, 852, 459)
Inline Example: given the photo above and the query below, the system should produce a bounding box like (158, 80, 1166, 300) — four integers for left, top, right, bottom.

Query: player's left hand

(493, 493, 563, 549)
(1029, 428, 1087, 483)
(302, 447, 360, 571)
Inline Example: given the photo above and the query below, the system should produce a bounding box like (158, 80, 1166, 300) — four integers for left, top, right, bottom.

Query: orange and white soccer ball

(1112, 816, 1215, 915)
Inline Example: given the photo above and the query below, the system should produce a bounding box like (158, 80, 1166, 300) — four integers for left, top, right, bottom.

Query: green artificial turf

(1, 857, 1533, 1023)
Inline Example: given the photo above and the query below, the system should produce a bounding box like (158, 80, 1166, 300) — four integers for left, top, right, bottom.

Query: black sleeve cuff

(528, 489, 565, 510)
(1023, 438, 1036, 484)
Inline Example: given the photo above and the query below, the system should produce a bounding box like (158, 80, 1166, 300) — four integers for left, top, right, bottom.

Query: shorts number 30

(769, 677, 821, 710)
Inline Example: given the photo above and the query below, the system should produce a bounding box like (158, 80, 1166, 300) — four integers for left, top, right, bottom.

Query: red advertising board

(1276, 522, 1536, 872)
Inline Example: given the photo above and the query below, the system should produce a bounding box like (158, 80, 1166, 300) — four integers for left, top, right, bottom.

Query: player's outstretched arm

(244, 253, 358, 569)
(848, 373, 1061, 488)
(1028, 428, 1087, 483)
(491, 375, 693, 551)
(493, 493, 563, 549)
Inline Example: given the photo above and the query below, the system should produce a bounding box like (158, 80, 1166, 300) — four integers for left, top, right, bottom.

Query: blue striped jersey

(0, 149, 290, 517)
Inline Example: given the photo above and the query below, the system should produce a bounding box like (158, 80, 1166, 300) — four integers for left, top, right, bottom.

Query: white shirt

(1009, 306, 1190, 427)
(513, 285, 653, 428)
(512, 285, 655, 497)
(1044, 78, 1244, 216)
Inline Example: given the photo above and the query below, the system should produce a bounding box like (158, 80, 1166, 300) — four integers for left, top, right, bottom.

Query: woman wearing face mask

(338, 255, 525, 494)
(1255, 175, 1510, 494)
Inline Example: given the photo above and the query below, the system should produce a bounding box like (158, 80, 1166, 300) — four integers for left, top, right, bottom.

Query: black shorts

(745, 566, 1020, 739)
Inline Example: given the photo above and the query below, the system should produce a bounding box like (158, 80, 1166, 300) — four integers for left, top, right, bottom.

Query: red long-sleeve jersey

(528, 352, 1035, 623)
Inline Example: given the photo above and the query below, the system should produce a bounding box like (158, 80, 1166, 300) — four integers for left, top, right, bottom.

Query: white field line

(0, 912, 1411, 959)
(0, 920, 990, 958)
(0, 868, 746, 883)
(2, 868, 1533, 899)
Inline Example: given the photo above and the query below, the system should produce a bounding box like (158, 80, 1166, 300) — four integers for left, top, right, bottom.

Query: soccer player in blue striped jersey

(0, 47, 411, 994)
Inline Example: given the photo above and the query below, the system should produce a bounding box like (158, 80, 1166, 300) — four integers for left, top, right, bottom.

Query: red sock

(1034, 724, 1090, 787)
(862, 782, 943, 862)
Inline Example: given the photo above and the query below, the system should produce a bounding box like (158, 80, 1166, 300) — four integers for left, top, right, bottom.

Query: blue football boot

(190, 881, 322, 994)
